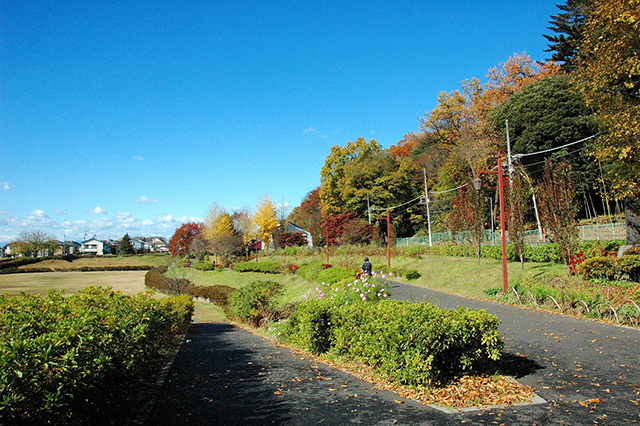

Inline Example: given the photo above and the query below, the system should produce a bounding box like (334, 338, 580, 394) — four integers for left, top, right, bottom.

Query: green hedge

(227, 281, 283, 326)
(190, 285, 237, 308)
(193, 260, 217, 271)
(232, 261, 283, 274)
(577, 254, 640, 282)
(282, 299, 503, 386)
(317, 266, 355, 285)
(420, 240, 626, 264)
(0, 287, 193, 424)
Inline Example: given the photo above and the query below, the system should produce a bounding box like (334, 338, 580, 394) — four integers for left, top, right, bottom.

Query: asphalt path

(145, 281, 640, 425)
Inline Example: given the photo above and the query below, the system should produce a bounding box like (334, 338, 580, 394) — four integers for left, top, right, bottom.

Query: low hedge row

(144, 268, 193, 295)
(0, 265, 155, 274)
(282, 299, 503, 386)
(193, 260, 217, 271)
(232, 261, 283, 274)
(0, 287, 193, 424)
(190, 285, 237, 307)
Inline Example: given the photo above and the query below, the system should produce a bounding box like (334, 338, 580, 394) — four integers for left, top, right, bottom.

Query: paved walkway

(145, 282, 640, 425)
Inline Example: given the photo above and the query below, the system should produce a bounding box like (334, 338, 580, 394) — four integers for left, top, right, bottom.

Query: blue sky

(1, 0, 561, 244)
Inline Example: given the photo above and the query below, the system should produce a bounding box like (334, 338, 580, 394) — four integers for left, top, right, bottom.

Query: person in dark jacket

(362, 257, 372, 277)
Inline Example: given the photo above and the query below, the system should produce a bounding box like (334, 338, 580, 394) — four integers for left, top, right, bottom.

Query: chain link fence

(396, 223, 626, 246)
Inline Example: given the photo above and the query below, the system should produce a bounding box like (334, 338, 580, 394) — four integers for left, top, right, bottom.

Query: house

(2, 242, 18, 257)
(79, 236, 108, 256)
(146, 236, 169, 253)
(284, 223, 313, 248)
(131, 237, 146, 253)
(56, 241, 81, 256)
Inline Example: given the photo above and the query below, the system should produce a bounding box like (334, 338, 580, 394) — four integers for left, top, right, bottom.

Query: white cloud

(54, 209, 67, 215)
(2, 182, 11, 190)
(135, 196, 160, 204)
(132, 155, 144, 161)
(0, 211, 203, 245)
(30, 210, 49, 219)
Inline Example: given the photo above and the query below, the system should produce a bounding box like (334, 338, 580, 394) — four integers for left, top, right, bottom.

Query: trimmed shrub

(577, 257, 618, 280)
(145, 268, 168, 291)
(282, 298, 336, 354)
(193, 260, 216, 271)
(190, 285, 237, 308)
(405, 269, 421, 280)
(232, 261, 283, 274)
(282, 300, 503, 386)
(623, 247, 640, 256)
(227, 281, 283, 326)
(618, 255, 640, 282)
(0, 287, 193, 424)
(296, 263, 325, 282)
(317, 266, 355, 285)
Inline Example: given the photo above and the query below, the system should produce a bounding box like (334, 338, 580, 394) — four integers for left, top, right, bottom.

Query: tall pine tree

(543, 0, 589, 72)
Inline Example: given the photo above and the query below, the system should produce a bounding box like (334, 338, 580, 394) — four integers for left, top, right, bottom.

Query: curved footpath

(144, 282, 640, 425)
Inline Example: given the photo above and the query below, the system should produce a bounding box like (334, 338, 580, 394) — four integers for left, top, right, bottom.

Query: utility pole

(386, 209, 390, 268)
(423, 169, 432, 246)
(367, 194, 371, 224)
(506, 119, 513, 186)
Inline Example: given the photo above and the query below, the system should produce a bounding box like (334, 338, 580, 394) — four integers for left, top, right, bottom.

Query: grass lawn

(0, 252, 569, 322)
(263, 252, 569, 300)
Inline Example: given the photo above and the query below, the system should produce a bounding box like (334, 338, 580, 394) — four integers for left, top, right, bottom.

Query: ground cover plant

(0, 287, 193, 425)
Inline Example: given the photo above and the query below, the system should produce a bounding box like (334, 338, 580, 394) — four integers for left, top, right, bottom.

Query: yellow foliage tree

(253, 195, 278, 250)
(575, 0, 640, 201)
(203, 202, 234, 249)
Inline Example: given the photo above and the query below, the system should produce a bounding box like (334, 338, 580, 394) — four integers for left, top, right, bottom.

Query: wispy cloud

(54, 209, 67, 215)
(132, 155, 144, 161)
(90, 206, 108, 215)
(303, 127, 327, 138)
(2, 182, 11, 190)
(135, 196, 160, 204)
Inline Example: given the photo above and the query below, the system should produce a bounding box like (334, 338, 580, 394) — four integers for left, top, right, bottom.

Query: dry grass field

(17, 255, 166, 270)
(0, 271, 149, 296)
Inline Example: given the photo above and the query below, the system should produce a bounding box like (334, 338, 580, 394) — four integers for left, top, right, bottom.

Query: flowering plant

(304, 270, 392, 306)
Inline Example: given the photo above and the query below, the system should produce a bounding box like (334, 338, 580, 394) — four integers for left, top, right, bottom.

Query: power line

(370, 195, 423, 212)
(512, 133, 599, 160)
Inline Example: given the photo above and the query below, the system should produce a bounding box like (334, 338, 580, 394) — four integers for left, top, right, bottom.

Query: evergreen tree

(543, 0, 589, 72)
(119, 233, 133, 255)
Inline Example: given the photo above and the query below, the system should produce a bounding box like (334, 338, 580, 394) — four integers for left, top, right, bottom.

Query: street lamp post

(474, 152, 508, 294)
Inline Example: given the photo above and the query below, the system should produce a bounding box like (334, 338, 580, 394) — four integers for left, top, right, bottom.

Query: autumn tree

(288, 187, 323, 247)
(574, 0, 640, 203)
(320, 137, 382, 214)
(16, 229, 57, 257)
(232, 207, 257, 254)
(447, 186, 487, 262)
(168, 222, 204, 256)
(272, 199, 290, 249)
(538, 160, 579, 267)
(253, 195, 278, 250)
(280, 232, 308, 247)
(320, 211, 358, 246)
(204, 202, 243, 262)
(508, 166, 532, 269)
